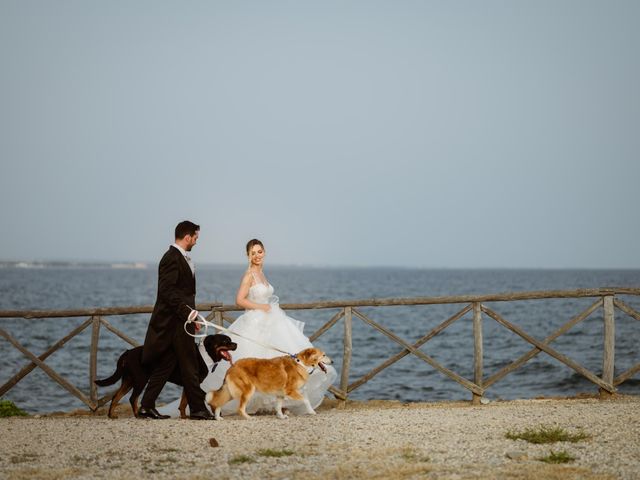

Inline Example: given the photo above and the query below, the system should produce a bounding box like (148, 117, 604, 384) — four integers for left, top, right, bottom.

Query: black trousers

(141, 321, 205, 412)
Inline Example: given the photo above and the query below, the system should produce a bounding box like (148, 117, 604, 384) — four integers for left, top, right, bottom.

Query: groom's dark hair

(175, 221, 200, 240)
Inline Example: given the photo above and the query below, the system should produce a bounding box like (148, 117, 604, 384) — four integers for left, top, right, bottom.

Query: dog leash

(184, 307, 296, 359)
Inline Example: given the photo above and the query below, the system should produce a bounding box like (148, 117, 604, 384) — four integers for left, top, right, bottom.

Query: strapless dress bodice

(247, 282, 275, 304)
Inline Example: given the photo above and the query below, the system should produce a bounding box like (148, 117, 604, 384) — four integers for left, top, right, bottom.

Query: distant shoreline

(0, 261, 150, 270)
(2, 261, 640, 271)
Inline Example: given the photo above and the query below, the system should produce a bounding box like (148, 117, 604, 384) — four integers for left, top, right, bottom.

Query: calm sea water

(1, 265, 639, 413)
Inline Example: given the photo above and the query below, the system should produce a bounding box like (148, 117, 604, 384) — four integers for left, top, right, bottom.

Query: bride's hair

(246, 239, 265, 267)
(246, 238, 264, 255)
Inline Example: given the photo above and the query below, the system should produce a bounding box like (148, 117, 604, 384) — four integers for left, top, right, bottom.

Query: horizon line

(1, 259, 639, 271)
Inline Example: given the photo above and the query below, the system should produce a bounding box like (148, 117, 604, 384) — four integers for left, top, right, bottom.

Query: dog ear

(297, 348, 314, 363)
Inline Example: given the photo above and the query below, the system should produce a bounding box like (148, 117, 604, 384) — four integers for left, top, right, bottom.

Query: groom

(139, 220, 214, 420)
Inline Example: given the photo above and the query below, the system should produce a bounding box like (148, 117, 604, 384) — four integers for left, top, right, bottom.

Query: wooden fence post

(600, 295, 615, 399)
(89, 315, 101, 411)
(340, 307, 353, 403)
(214, 311, 223, 327)
(472, 302, 483, 404)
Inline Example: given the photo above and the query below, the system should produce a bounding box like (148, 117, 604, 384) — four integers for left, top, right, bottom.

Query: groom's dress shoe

(138, 407, 170, 419)
(190, 410, 216, 420)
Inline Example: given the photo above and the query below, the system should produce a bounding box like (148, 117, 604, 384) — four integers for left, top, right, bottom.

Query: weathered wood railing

(0, 303, 220, 411)
(1, 288, 639, 411)
(212, 287, 640, 403)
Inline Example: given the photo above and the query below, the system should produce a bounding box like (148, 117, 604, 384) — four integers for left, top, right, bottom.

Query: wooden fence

(0, 303, 220, 411)
(1, 288, 639, 412)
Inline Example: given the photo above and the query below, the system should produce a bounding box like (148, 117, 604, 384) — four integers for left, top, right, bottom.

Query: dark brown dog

(96, 334, 236, 419)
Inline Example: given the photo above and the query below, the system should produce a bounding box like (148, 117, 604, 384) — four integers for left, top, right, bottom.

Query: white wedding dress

(159, 278, 337, 417)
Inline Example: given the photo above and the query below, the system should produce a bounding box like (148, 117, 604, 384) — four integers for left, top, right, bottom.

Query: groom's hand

(187, 308, 201, 332)
(191, 309, 201, 332)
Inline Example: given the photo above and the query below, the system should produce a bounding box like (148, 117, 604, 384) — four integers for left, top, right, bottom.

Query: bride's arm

(236, 272, 270, 312)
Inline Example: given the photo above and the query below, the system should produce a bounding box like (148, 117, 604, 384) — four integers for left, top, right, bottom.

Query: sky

(1, 1, 639, 268)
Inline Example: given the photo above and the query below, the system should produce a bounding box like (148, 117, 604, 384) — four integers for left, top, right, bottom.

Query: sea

(1, 263, 639, 414)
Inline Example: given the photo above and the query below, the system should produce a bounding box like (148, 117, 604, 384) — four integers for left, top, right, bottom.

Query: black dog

(95, 334, 237, 419)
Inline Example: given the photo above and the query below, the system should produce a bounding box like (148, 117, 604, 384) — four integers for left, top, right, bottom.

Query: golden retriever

(206, 347, 331, 420)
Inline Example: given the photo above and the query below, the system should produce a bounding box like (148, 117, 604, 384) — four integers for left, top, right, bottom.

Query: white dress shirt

(172, 243, 195, 276)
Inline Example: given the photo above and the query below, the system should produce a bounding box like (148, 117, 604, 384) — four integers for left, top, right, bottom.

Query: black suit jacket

(142, 246, 196, 365)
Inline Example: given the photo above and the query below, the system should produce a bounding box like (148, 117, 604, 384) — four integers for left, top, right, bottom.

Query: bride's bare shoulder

(240, 271, 254, 286)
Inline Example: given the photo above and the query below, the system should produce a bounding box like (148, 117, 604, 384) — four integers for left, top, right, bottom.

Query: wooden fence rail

(0, 303, 220, 411)
(1, 288, 639, 411)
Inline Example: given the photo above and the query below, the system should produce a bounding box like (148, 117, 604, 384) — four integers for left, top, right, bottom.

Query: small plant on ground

(505, 425, 590, 444)
(400, 447, 430, 463)
(157, 447, 180, 453)
(537, 450, 576, 464)
(257, 448, 295, 458)
(229, 455, 255, 465)
(10, 453, 39, 464)
(0, 399, 28, 417)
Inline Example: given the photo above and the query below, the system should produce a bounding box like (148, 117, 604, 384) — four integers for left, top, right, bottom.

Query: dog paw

(276, 413, 289, 420)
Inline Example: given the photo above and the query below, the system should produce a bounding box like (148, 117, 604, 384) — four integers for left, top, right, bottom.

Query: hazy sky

(1, 1, 638, 268)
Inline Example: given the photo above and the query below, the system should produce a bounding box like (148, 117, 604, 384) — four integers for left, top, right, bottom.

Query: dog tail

(207, 380, 233, 408)
(94, 362, 124, 386)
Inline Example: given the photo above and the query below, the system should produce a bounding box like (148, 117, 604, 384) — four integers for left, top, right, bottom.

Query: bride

(161, 239, 337, 417)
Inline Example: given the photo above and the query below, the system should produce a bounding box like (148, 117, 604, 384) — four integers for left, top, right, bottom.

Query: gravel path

(1, 395, 638, 479)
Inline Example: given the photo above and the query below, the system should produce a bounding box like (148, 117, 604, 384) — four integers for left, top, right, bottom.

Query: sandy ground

(1, 395, 638, 480)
